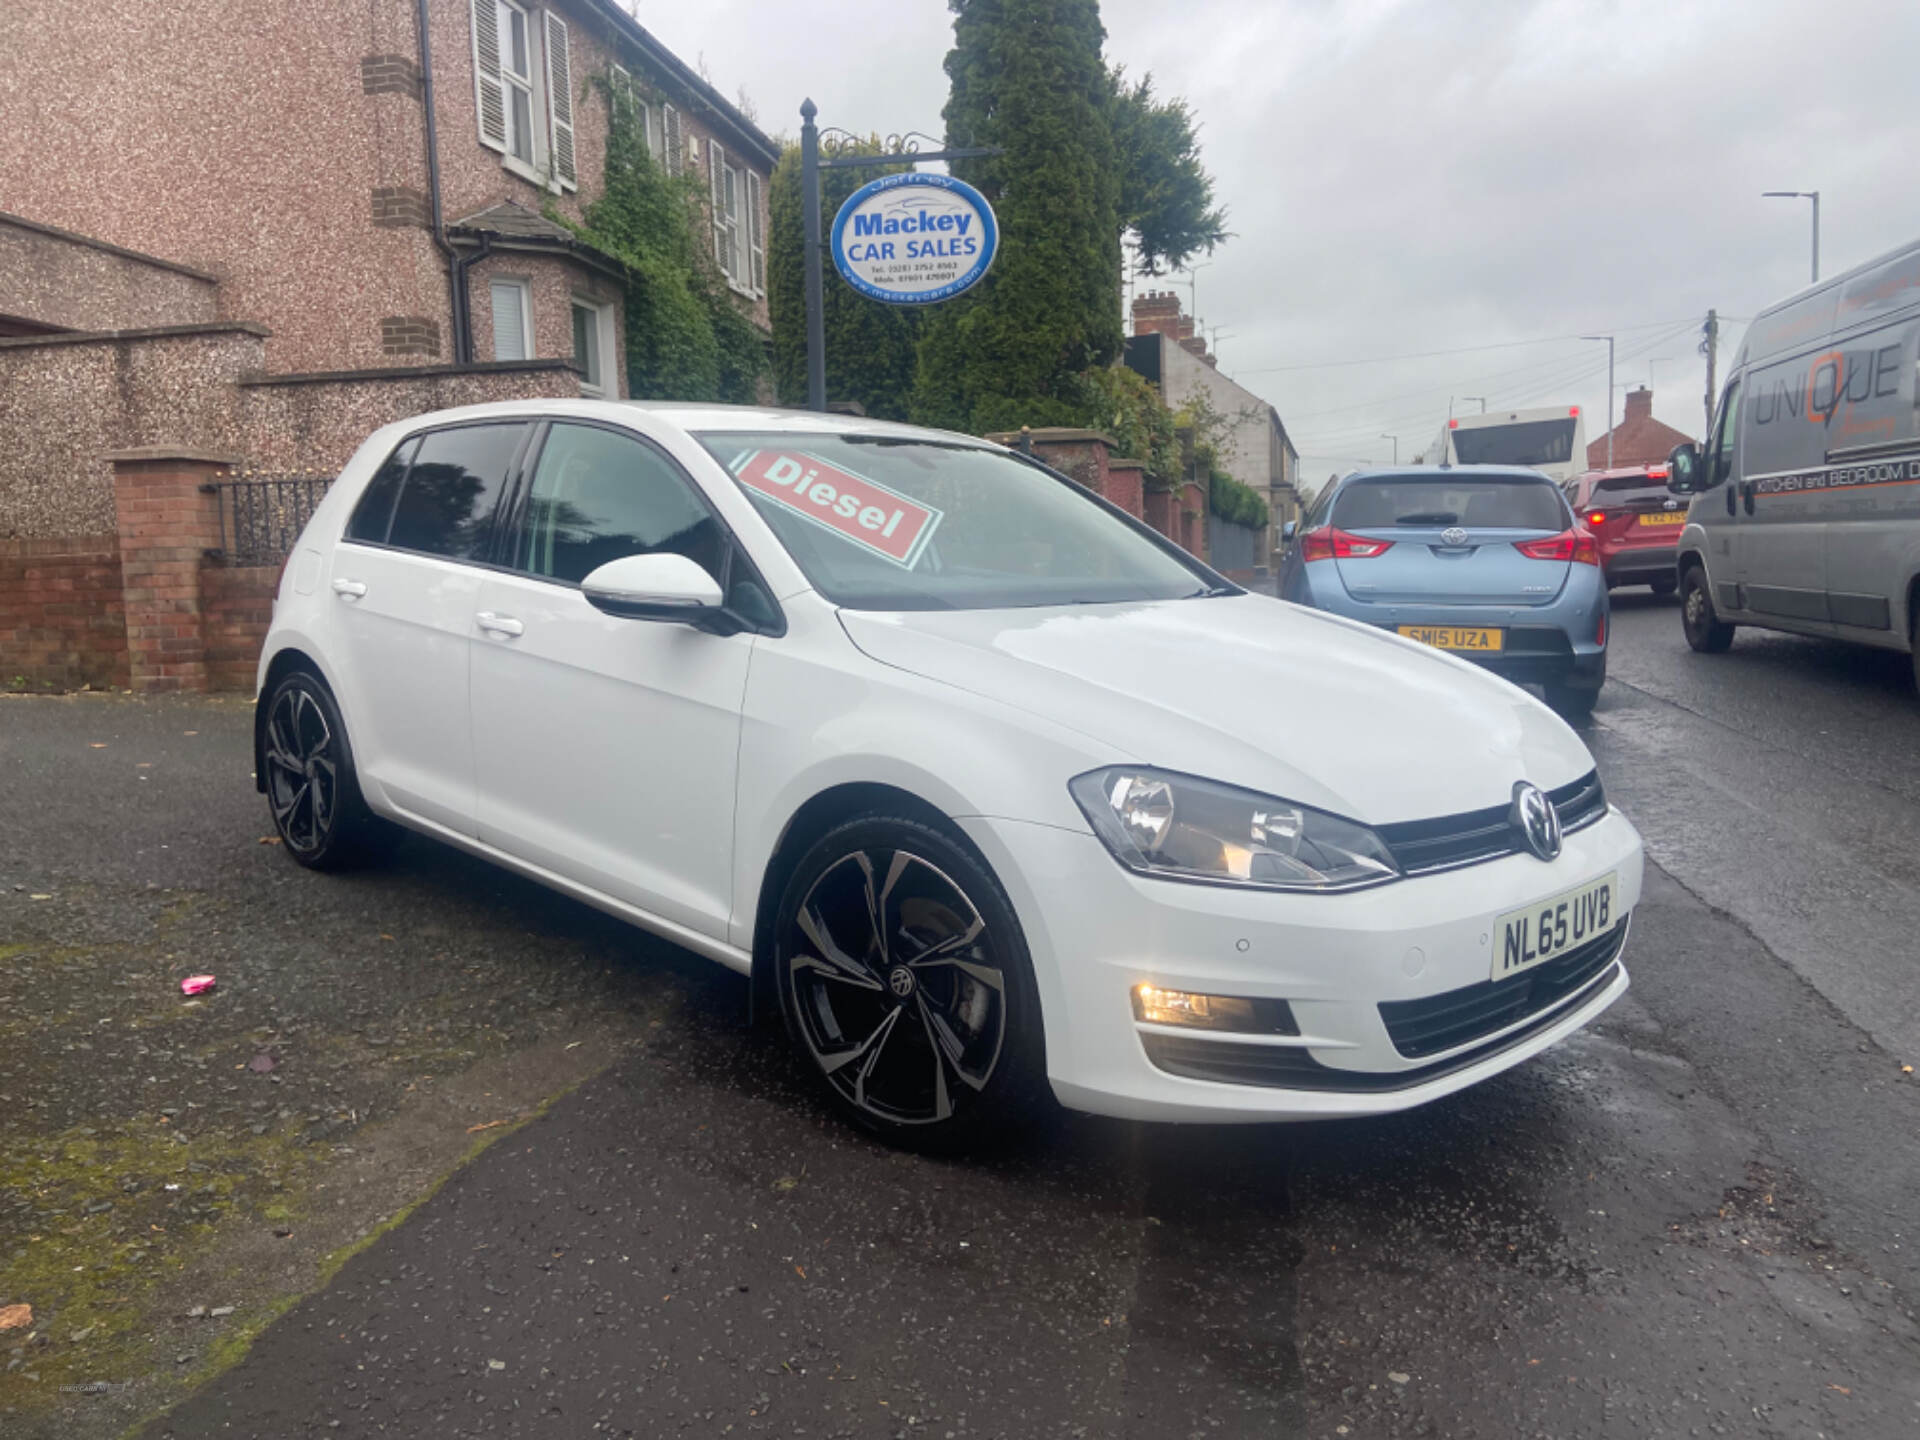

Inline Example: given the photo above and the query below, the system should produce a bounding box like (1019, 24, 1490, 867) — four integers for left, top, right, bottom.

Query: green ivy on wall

(561, 82, 766, 402)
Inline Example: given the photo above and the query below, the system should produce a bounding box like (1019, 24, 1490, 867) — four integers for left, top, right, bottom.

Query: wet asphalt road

(15, 594, 1920, 1438)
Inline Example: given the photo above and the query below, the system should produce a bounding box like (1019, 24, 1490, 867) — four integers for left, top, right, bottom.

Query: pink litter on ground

(180, 975, 217, 996)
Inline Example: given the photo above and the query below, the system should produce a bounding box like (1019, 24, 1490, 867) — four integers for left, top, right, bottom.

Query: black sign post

(797, 99, 1001, 413)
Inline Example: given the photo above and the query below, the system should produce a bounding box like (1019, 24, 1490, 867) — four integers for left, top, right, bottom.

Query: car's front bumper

(959, 806, 1643, 1123)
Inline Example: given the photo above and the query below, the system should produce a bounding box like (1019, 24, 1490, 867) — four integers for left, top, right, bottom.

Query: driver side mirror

(581, 553, 726, 626)
(1665, 442, 1705, 495)
(1281, 520, 1298, 543)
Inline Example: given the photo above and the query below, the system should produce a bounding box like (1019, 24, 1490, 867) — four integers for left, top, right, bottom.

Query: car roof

(1338, 465, 1556, 485)
(368, 397, 998, 449)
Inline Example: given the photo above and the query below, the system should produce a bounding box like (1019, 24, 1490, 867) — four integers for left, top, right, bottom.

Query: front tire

(261, 670, 395, 870)
(772, 814, 1048, 1149)
(1681, 564, 1735, 653)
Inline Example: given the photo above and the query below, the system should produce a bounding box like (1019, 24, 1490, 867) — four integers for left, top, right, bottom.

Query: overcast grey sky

(644, 0, 1920, 489)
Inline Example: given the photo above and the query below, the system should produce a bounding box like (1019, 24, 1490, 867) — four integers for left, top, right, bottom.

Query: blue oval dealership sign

(830, 173, 998, 306)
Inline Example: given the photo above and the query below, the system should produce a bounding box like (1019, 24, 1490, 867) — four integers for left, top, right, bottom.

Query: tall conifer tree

(912, 0, 1122, 432)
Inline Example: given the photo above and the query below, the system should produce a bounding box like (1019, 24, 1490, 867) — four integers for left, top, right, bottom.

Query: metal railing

(201, 470, 335, 567)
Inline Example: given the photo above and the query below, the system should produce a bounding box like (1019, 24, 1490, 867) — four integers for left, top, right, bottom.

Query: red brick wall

(1105, 462, 1146, 520)
(0, 536, 129, 690)
(1144, 490, 1178, 543)
(200, 563, 279, 693)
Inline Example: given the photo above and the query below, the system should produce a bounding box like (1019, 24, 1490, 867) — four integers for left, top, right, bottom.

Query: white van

(1667, 237, 1920, 690)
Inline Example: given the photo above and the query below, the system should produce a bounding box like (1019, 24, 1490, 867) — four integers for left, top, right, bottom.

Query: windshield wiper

(1394, 511, 1459, 526)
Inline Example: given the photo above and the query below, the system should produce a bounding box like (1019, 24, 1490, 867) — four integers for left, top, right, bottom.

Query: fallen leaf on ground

(257, 836, 281, 846)
(794, 1265, 806, 1279)
(247, 1053, 277, 1073)
(180, 975, 217, 996)
(466, 1119, 511, 1134)
(30, 893, 52, 901)
(0, 1304, 31, 1331)
(1828, 1384, 1852, 1395)
(89, 742, 107, 749)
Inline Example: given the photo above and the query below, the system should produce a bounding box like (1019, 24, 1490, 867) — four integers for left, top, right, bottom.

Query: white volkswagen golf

(256, 401, 1642, 1146)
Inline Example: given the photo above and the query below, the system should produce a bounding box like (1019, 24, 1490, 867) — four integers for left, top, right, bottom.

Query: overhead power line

(1236, 315, 1699, 376)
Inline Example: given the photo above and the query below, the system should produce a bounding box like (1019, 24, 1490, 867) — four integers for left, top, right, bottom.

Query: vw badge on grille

(1511, 781, 1562, 861)
(1440, 526, 1469, 547)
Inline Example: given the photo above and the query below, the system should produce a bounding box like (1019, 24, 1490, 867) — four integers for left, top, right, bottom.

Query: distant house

(1586, 388, 1695, 470)
(1123, 291, 1301, 561)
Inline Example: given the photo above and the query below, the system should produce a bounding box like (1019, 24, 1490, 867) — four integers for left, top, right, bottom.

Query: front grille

(1378, 918, 1628, 1058)
(1140, 955, 1622, 1092)
(1377, 770, 1607, 875)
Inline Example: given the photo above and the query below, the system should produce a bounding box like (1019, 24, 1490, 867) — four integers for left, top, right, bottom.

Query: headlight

(1068, 767, 1400, 892)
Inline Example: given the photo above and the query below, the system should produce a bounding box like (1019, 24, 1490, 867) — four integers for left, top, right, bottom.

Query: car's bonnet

(837, 594, 1595, 826)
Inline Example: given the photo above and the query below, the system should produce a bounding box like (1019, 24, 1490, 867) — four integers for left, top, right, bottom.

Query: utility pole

(1582, 335, 1615, 468)
(1700, 308, 1719, 442)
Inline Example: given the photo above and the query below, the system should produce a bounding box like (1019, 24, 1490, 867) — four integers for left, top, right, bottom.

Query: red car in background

(1565, 466, 1688, 595)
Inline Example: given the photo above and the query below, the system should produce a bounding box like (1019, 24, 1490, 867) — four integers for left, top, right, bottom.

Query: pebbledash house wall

(0, 0, 770, 375)
(0, 0, 774, 690)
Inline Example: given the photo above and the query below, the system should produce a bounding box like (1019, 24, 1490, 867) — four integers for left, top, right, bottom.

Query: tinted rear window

(386, 423, 525, 561)
(345, 437, 418, 544)
(1591, 475, 1671, 506)
(1451, 419, 1577, 467)
(1333, 477, 1565, 531)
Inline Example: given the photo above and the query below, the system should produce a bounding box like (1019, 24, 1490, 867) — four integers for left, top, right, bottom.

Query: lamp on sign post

(1379, 434, 1398, 464)
(1762, 190, 1820, 283)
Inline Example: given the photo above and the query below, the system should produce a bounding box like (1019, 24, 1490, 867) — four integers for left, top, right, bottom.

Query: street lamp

(1380, 434, 1398, 464)
(1460, 396, 1487, 414)
(1581, 335, 1614, 469)
(1762, 190, 1820, 283)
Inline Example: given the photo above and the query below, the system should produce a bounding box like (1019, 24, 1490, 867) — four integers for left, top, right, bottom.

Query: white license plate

(1493, 872, 1617, 981)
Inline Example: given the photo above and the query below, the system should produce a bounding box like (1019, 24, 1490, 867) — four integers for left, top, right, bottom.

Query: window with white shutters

(710, 139, 733, 282)
(542, 10, 576, 190)
(470, 0, 509, 153)
(747, 169, 765, 297)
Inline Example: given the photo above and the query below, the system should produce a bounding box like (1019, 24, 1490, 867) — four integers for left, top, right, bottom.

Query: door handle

(476, 611, 524, 637)
(1742, 481, 1755, 517)
(331, 578, 367, 599)
(1725, 481, 1737, 517)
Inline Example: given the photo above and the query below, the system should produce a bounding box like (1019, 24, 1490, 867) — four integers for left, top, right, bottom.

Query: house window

(471, 0, 576, 189)
(498, 0, 535, 164)
(708, 143, 762, 298)
(572, 299, 616, 396)
(491, 279, 532, 362)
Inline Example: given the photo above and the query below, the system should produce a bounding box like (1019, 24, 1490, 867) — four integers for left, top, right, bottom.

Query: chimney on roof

(1625, 387, 1652, 423)
(1131, 290, 1184, 338)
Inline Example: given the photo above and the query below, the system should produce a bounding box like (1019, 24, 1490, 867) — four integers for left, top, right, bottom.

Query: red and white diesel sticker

(731, 450, 942, 567)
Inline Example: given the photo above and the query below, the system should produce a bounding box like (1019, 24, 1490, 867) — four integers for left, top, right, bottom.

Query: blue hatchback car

(1277, 466, 1609, 717)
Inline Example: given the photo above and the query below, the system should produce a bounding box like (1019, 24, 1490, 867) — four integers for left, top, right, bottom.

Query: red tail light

(1596, 611, 1607, 646)
(1586, 510, 1607, 527)
(1300, 527, 1395, 562)
(1515, 529, 1600, 565)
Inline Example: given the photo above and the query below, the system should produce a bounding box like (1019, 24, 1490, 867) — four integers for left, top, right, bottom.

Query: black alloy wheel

(1680, 564, 1735, 653)
(262, 671, 393, 870)
(774, 815, 1045, 1148)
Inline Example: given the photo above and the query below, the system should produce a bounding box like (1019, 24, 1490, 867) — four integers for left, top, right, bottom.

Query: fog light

(1131, 984, 1298, 1035)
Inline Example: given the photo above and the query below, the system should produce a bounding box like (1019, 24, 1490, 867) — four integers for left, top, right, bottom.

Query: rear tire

(1649, 574, 1678, 598)
(772, 813, 1049, 1151)
(1681, 564, 1735, 653)
(1544, 683, 1600, 720)
(261, 670, 397, 870)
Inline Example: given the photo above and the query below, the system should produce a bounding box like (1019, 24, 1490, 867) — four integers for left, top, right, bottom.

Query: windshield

(1333, 475, 1566, 531)
(695, 432, 1217, 610)
(1450, 419, 1577, 467)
